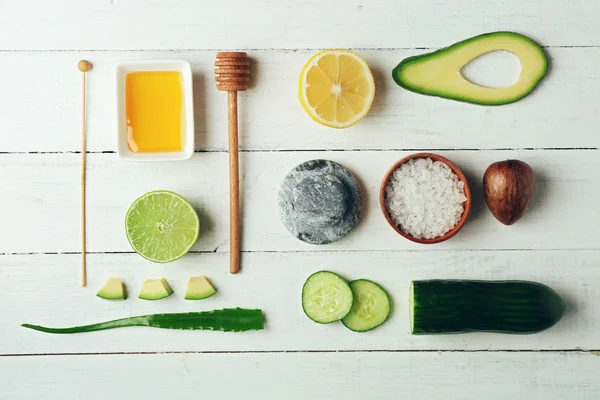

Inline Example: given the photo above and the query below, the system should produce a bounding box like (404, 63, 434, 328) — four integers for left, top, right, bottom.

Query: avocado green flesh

(97, 278, 127, 300)
(139, 278, 174, 301)
(185, 276, 217, 300)
(393, 32, 548, 105)
(410, 280, 565, 335)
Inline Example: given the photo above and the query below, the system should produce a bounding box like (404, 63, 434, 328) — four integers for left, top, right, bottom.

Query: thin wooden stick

(78, 60, 92, 287)
(228, 91, 240, 274)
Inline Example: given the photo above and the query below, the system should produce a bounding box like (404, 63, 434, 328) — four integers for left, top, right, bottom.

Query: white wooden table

(1, 1, 599, 398)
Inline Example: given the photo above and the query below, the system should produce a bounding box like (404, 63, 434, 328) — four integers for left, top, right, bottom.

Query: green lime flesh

(342, 280, 391, 332)
(125, 191, 200, 263)
(302, 271, 354, 324)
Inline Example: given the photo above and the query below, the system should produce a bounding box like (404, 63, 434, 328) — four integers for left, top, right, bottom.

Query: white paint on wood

(1, 0, 599, 50)
(0, 49, 598, 153)
(1, 352, 599, 399)
(1, 151, 598, 253)
(2, 0, 600, 394)
(2, 251, 597, 354)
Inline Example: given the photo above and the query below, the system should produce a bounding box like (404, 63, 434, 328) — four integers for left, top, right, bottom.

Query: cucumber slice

(185, 276, 217, 300)
(97, 278, 127, 300)
(342, 280, 391, 332)
(302, 271, 353, 324)
(139, 278, 174, 301)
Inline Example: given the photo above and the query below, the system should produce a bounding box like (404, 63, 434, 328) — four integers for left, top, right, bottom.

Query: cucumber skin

(22, 308, 264, 334)
(342, 279, 392, 333)
(411, 280, 565, 335)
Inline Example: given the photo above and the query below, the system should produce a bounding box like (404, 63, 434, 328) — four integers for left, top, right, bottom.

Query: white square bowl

(116, 60, 194, 161)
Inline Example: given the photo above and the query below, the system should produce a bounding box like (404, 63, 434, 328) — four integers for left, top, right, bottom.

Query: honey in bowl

(125, 71, 184, 153)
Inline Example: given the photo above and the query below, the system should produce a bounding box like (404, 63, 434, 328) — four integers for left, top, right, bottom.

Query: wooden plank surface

(0, 49, 598, 153)
(2, 251, 598, 354)
(1, 0, 599, 398)
(2, 352, 599, 400)
(1, 150, 597, 254)
(1, 0, 599, 50)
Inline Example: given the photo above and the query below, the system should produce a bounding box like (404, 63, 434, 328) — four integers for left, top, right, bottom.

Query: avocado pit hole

(460, 50, 521, 89)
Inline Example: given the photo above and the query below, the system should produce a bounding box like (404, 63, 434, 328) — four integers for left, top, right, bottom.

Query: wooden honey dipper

(214, 52, 250, 274)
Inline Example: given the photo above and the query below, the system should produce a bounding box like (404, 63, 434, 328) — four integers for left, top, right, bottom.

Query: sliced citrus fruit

(298, 49, 375, 129)
(125, 190, 200, 263)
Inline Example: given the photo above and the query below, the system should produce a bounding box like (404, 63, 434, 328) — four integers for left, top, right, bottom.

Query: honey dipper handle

(228, 90, 240, 274)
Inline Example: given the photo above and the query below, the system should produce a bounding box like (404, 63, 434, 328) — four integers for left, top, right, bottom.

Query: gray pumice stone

(278, 160, 362, 244)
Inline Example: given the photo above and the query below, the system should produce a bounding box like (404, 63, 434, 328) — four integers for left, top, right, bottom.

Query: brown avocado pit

(483, 160, 535, 225)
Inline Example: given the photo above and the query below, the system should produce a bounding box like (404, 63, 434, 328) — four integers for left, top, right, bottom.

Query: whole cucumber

(410, 280, 565, 334)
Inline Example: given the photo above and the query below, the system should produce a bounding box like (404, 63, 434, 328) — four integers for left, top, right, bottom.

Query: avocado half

(392, 32, 548, 106)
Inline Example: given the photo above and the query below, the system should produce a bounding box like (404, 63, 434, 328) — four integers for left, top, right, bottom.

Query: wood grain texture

(0, 150, 597, 254)
(1, 0, 600, 395)
(2, 352, 600, 399)
(0, 49, 599, 153)
(1, 0, 599, 50)
(227, 91, 240, 274)
(2, 251, 598, 354)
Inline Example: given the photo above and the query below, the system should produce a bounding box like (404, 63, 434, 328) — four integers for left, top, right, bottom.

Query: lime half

(125, 191, 200, 263)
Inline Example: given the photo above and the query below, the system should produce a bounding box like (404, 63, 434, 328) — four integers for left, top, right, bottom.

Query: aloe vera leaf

(22, 308, 264, 334)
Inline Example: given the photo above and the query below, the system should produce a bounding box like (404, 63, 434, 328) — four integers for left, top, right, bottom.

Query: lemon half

(298, 49, 375, 129)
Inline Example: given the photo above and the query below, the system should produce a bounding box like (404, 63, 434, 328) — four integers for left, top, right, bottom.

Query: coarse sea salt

(385, 158, 467, 240)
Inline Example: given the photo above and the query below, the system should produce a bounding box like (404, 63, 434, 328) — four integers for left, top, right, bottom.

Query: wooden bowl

(379, 153, 472, 244)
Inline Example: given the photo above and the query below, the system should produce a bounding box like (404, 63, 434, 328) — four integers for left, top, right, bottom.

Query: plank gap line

(0, 45, 598, 53)
(0, 147, 598, 155)
(1, 349, 599, 358)
(2, 248, 599, 257)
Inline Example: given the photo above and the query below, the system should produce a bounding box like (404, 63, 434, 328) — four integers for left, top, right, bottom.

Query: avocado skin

(392, 31, 549, 106)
